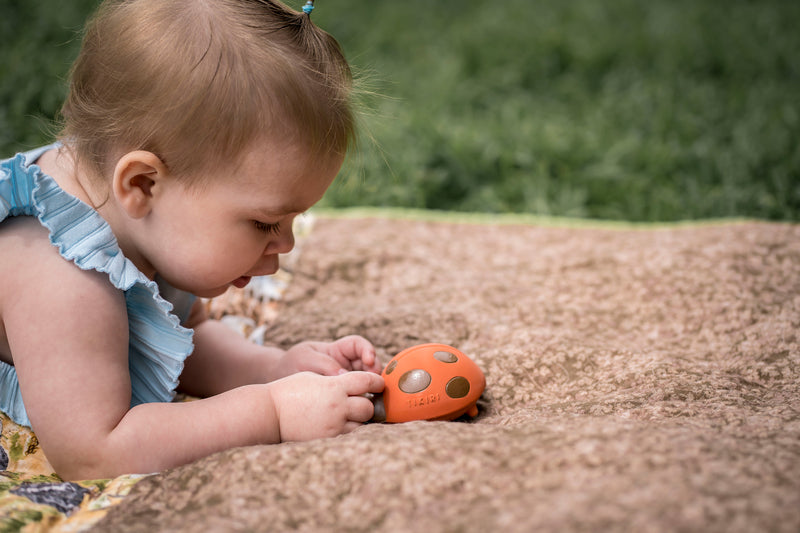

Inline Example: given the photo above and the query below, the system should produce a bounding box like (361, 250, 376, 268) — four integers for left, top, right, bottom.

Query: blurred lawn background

(2, 0, 798, 222)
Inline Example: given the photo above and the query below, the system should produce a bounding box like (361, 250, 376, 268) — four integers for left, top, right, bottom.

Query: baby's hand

(269, 371, 385, 441)
(277, 335, 382, 377)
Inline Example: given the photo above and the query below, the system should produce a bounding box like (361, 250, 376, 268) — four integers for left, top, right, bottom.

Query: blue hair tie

(302, 1, 314, 15)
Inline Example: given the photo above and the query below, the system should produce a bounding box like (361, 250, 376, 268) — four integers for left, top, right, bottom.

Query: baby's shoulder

(0, 215, 57, 262)
(0, 216, 122, 305)
(0, 216, 54, 267)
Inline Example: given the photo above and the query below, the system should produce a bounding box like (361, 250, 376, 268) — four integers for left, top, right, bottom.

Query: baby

(0, 0, 384, 480)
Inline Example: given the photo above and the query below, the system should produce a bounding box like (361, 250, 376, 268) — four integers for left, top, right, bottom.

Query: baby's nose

(265, 228, 295, 255)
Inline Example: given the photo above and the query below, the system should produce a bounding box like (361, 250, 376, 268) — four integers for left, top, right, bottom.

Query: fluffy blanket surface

(92, 215, 800, 532)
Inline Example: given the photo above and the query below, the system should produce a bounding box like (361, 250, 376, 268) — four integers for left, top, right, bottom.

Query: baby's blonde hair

(60, 0, 354, 184)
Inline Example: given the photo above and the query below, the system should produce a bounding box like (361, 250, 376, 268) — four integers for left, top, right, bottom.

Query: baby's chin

(164, 275, 253, 299)
(189, 284, 237, 299)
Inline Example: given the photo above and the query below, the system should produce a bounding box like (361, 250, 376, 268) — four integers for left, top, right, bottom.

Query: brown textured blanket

(97, 215, 800, 532)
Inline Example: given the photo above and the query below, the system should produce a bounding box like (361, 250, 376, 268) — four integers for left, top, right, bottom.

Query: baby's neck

(35, 146, 96, 207)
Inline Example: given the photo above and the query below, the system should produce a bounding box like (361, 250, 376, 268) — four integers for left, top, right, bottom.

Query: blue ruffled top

(0, 144, 195, 427)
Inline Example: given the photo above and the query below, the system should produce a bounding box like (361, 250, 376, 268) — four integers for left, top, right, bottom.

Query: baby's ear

(111, 151, 168, 218)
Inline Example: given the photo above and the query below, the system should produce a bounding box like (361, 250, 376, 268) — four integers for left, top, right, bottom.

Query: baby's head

(60, 0, 355, 185)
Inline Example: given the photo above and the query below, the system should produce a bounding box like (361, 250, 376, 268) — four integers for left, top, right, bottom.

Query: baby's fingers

(332, 335, 380, 373)
(341, 370, 385, 396)
(346, 395, 376, 423)
(341, 421, 363, 434)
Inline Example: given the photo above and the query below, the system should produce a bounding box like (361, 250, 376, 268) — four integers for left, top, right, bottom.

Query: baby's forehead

(213, 143, 340, 211)
(239, 138, 343, 177)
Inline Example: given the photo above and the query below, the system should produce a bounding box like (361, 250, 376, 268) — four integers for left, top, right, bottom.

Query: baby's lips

(231, 276, 251, 289)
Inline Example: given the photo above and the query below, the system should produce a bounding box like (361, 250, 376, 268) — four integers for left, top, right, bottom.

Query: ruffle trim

(0, 145, 193, 427)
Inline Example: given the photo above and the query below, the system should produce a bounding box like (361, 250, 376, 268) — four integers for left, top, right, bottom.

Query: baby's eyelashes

(253, 221, 281, 235)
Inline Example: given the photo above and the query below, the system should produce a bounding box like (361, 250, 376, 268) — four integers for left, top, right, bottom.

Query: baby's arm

(3, 221, 382, 480)
(178, 300, 381, 398)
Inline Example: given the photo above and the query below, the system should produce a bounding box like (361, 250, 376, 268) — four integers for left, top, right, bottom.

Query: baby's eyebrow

(253, 206, 305, 218)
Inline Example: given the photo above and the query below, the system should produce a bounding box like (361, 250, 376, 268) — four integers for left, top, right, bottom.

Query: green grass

(0, 1, 97, 151)
(2, 0, 799, 222)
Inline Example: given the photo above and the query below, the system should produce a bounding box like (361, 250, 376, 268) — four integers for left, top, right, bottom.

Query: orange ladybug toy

(371, 343, 485, 423)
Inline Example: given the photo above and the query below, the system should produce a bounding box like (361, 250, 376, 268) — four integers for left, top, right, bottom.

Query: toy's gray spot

(398, 369, 432, 394)
(433, 350, 458, 363)
(385, 360, 398, 375)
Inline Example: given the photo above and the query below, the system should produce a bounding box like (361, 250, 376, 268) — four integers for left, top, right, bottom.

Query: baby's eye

(253, 221, 281, 235)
